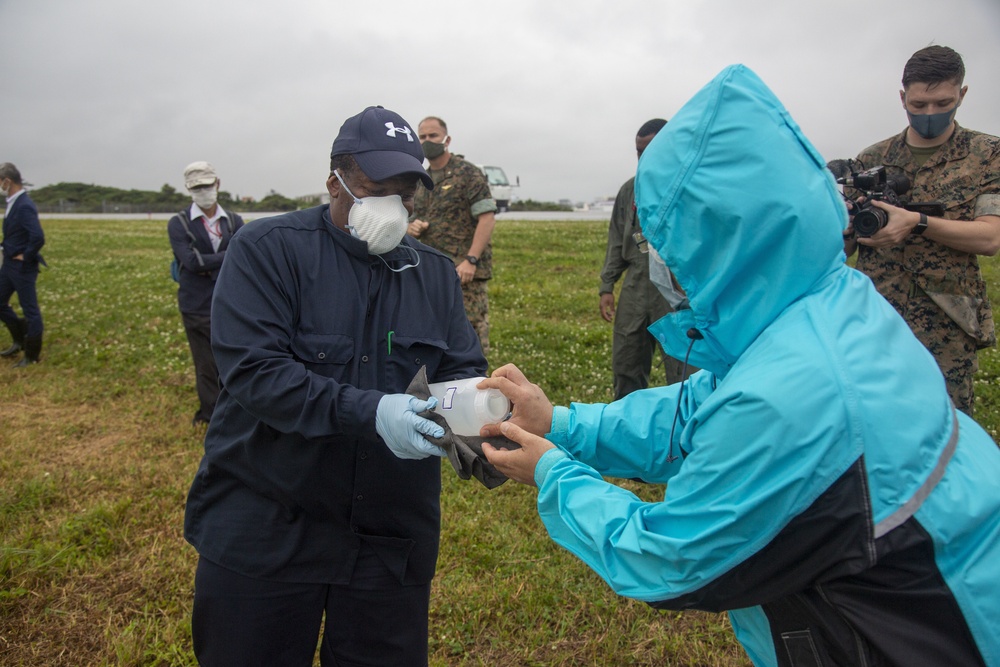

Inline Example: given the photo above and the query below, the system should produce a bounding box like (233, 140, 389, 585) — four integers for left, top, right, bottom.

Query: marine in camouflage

(462, 279, 489, 357)
(849, 123, 1000, 414)
(412, 153, 497, 354)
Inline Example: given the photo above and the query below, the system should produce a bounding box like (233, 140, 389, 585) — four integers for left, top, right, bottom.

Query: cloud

(2, 0, 998, 203)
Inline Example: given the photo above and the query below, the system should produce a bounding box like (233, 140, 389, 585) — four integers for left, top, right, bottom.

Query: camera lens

(854, 207, 888, 237)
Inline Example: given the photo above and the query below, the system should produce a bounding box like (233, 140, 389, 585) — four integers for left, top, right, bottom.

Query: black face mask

(421, 139, 447, 160)
(906, 106, 957, 139)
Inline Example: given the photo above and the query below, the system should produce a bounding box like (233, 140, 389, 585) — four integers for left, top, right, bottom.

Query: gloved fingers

(390, 448, 423, 461)
(409, 435, 446, 458)
(410, 412, 446, 439)
(405, 396, 445, 438)
(407, 395, 438, 413)
(376, 393, 450, 461)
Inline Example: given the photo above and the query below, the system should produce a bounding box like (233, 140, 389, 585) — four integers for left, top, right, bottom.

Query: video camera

(827, 162, 945, 237)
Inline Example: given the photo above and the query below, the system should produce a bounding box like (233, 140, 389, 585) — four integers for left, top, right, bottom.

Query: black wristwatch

(911, 213, 928, 236)
(465, 255, 479, 265)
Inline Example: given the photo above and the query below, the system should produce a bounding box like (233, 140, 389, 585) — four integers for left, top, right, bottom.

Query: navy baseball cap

(331, 106, 433, 190)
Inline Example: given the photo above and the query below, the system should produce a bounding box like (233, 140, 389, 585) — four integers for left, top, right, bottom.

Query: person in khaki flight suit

(600, 119, 694, 399)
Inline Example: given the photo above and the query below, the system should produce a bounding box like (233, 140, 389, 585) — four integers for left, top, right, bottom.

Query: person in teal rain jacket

(481, 65, 1000, 667)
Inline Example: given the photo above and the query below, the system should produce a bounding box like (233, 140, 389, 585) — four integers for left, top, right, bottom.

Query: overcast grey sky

(3, 0, 999, 204)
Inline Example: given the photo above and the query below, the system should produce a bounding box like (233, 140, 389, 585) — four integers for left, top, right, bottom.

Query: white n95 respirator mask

(334, 169, 409, 255)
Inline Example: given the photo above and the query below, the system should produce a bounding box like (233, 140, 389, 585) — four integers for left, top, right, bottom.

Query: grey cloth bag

(406, 366, 519, 489)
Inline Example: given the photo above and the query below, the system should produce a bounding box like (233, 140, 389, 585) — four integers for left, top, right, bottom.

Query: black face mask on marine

(421, 139, 448, 160)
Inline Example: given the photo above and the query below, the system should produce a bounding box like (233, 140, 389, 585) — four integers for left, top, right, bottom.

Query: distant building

(583, 196, 616, 212)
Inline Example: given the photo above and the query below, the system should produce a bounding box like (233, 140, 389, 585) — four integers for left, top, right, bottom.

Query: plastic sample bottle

(426, 377, 511, 436)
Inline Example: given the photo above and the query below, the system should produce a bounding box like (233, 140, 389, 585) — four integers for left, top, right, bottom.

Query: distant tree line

(28, 182, 573, 215)
(29, 182, 316, 214)
(508, 198, 573, 212)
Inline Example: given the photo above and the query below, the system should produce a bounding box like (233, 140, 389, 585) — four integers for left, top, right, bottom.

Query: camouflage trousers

(462, 278, 490, 357)
(904, 288, 978, 416)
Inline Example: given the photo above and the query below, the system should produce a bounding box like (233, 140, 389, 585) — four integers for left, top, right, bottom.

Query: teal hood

(636, 64, 848, 377)
(537, 65, 1000, 664)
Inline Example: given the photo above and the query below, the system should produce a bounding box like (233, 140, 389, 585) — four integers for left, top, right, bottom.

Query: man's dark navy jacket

(167, 207, 244, 316)
(2, 192, 45, 266)
(184, 205, 486, 585)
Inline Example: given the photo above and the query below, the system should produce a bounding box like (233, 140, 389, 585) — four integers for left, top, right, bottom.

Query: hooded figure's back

(537, 65, 1000, 667)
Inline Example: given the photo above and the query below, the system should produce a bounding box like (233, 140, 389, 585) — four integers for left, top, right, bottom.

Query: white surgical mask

(191, 186, 218, 210)
(648, 246, 689, 310)
(334, 169, 409, 255)
(0, 180, 9, 197)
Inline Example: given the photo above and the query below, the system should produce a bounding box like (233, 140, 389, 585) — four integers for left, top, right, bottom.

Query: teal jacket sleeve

(535, 369, 858, 605)
(544, 372, 712, 483)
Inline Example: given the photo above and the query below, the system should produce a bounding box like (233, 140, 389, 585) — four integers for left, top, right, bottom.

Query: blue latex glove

(375, 394, 447, 460)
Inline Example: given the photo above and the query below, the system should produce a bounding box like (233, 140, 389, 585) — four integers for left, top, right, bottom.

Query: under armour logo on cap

(330, 106, 433, 189)
(384, 122, 414, 142)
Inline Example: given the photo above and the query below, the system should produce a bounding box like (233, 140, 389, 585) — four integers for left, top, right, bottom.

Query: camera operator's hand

(856, 201, 919, 248)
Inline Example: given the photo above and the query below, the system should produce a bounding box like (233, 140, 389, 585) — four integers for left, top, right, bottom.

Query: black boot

(13, 336, 41, 367)
(0, 318, 26, 358)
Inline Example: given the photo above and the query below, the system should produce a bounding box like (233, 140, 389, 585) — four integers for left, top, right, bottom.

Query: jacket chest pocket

(290, 332, 354, 381)
(386, 335, 448, 387)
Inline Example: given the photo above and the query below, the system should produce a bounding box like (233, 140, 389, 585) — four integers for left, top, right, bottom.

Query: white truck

(477, 165, 518, 212)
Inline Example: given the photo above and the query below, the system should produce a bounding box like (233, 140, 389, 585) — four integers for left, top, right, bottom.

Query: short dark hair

(0, 162, 22, 185)
(636, 118, 668, 139)
(902, 45, 965, 89)
(420, 116, 448, 133)
(330, 153, 359, 176)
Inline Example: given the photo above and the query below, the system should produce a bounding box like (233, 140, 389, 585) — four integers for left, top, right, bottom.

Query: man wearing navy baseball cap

(330, 105, 434, 190)
(184, 106, 486, 666)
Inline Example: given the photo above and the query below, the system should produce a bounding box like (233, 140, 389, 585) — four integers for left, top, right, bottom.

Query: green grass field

(1, 217, 997, 666)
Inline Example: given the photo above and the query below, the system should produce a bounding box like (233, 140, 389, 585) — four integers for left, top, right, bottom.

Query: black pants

(0, 260, 43, 338)
(181, 311, 219, 422)
(192, 546, 431, 666)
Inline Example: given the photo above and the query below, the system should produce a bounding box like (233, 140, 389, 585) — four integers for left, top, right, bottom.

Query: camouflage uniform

(600, 177, 694, 399)
(413, 154, 497, 355)
(851, 123, 1000, 414)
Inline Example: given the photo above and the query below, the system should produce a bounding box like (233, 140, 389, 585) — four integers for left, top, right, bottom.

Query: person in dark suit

(184, 106, 487, 666)
(168, 161, 244, 426)
(0, 162, 45, 368)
